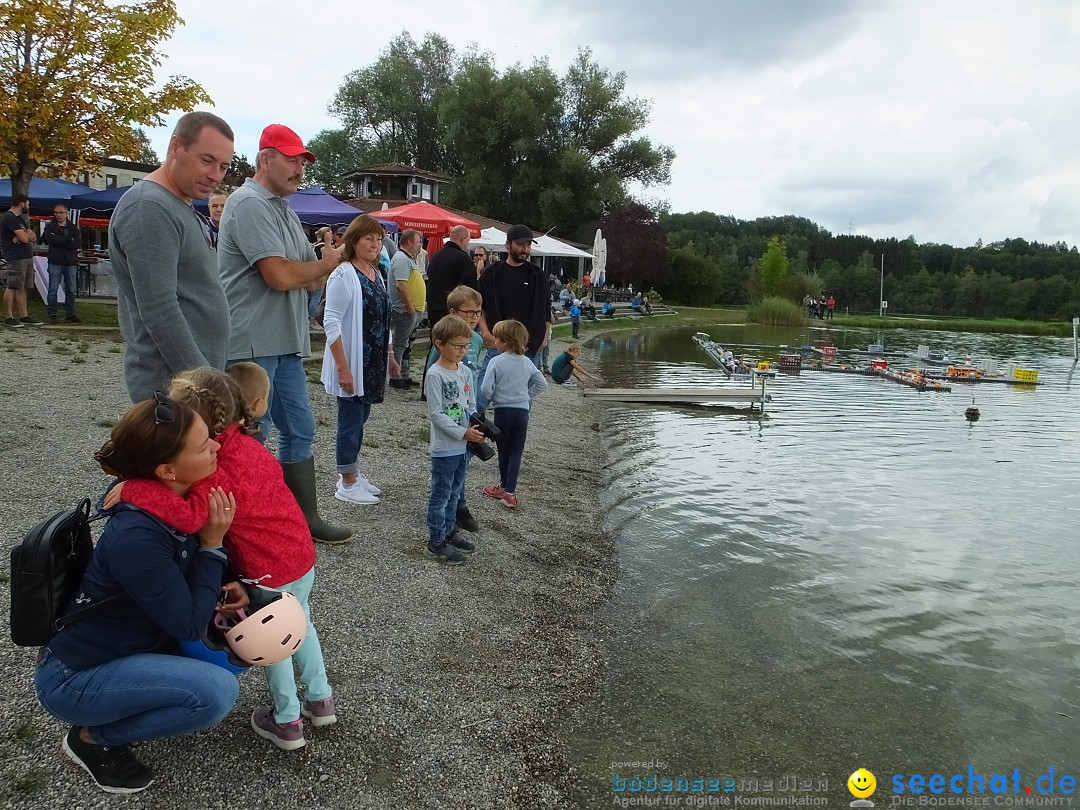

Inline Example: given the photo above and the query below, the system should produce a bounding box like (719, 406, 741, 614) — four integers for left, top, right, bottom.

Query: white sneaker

(334, 479, 380, 505)
(355, 472, 382, 496)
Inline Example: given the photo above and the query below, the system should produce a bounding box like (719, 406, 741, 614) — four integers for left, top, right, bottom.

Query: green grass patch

(27, 297, 119, 328)
(746, 297, 808, 326)
(832, 314, 1071, 336)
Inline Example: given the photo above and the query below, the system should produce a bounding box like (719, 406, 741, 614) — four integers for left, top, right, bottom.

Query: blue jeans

(34, 649, 238, 747)
(474, 348, 499, 413)
(336, 397, 372, 474)
(253, 568, 332, 724)
(47, 263, 77, 318)
(428, 454, 467, 547)
(307, 289, 323, 320)
(240, 355, 316, 463)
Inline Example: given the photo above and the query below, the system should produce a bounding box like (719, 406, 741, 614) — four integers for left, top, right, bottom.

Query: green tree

(0, 0, 209, 197)
(329, 32, 456, 170)
(757, 236, 789, 299)
(127, 127, 160, 164)
(321, 37, 675, 241)
(223, 153, 253, 188)
(304, 128, 371, 196)
(663, 246, 722, 305)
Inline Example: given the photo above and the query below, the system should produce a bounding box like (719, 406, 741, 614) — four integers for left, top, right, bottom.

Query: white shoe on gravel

(334, 479, 379, 505)
(355, 472, 381, 496)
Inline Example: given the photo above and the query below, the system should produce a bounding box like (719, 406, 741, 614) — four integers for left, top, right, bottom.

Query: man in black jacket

(425, 224, 476, 326)
(475, 224, 553, 411)
(42, 204, 82, 323)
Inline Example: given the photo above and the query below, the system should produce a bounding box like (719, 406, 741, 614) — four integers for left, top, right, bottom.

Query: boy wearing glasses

(423, 285, 486, 532)
(424, 314, 487, 565)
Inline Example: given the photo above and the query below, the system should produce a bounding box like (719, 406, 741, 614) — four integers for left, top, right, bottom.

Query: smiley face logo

(848, 769, 877, 799)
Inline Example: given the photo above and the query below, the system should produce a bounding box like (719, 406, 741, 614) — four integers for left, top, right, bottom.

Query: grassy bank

(552, 305, 746, 340)
(828, 313, 1072, 336)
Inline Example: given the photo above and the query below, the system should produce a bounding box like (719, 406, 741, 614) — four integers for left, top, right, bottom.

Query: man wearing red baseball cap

(218, 124, 352, 545)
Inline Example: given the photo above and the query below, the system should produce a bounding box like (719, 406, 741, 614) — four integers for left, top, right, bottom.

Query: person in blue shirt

(570, 299, 582, 338)
(35, 395, 247, 794)
(602, 300, 616, 319)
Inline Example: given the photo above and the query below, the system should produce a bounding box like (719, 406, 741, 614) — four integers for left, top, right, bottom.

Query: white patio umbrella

(592, 229, 607, 285)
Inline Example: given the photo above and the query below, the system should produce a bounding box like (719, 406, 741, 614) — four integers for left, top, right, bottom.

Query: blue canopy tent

(0, 177, 95, 214)
(68, 183, 395, 232)
(66, 185, 131, 212)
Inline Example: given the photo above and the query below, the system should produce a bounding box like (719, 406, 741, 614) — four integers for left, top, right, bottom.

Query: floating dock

(583, 385, 771, 412)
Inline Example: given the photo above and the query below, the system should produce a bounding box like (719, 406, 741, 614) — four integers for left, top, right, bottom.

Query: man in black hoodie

(42, 204, 82, 322)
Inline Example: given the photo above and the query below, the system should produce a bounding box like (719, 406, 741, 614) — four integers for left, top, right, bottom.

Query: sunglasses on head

(154, 391, 176, 425)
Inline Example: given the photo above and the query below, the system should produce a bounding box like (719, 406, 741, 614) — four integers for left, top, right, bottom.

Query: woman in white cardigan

(321, 215, 398, 506)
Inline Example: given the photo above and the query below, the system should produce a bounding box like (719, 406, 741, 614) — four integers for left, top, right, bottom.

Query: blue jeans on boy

(428, 453, 467, 547)
(335, 396, 372, 474)
(47, 263, 77, 318)
(34, 649, 238, 747)
(253, 567, 332, 724)
(242, 354, 316, 463)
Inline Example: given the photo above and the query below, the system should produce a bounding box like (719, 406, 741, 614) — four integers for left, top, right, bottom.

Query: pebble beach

(0, 328, 615, 810)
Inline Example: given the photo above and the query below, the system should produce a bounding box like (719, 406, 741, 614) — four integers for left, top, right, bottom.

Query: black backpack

(9, 498, 121, 646)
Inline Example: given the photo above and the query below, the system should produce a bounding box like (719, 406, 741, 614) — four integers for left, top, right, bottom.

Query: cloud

(139, 0, 1080, 246)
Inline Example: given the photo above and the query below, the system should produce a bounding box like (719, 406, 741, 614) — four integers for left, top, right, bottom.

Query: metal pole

(760, 375, 767, 417)
(879, 253, 884, 318)
(1073, 317, 1078, 364)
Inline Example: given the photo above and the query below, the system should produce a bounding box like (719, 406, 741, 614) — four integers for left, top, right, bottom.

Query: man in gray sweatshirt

(109, 112, 235, 402)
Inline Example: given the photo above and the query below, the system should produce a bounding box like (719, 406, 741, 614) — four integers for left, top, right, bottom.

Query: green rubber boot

(281, 458, 353, 544)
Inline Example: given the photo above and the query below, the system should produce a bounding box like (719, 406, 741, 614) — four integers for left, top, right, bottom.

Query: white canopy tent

(469, 226, 592, 258)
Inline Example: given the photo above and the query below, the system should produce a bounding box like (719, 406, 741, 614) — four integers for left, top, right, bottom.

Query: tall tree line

(307, 33, 674, 243)
(655, 212, 1080, 320)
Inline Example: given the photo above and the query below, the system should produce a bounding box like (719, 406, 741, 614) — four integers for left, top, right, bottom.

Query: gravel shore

(0, 328, 615, 810)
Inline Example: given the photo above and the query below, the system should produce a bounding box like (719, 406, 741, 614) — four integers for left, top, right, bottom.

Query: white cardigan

(320, 262, 367, 398)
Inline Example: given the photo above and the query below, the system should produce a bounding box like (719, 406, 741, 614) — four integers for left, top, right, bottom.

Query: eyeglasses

(154, 391, 176, 425)
(474, 252, 486, 258)
(447, 342, 471, 350)
(453, 309, 483, 317)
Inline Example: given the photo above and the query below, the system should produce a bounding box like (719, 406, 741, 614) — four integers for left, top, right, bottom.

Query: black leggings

(493, 407, 530, 493)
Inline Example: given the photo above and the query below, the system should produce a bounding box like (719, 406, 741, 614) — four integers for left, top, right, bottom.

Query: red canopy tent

(374, 201, 480, 252)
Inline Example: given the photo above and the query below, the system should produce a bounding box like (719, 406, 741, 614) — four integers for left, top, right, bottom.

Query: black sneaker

(62, 727, 154, 794)
(4, 317, 23, 328)
(48, 314, 57, 324)
(455, 507, 479, 533)
(447, 529, 476, 553)
(19, 316, 42, 325)
(389, 378, 410, 389)
(424, 542, 467, 565)
(65, 315, 80, 323)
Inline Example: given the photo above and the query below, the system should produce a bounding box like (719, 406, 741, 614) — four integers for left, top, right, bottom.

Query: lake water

(567, 323, 1080, 807)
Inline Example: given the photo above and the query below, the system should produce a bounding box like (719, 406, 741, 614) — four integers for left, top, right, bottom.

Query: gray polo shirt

(388, 249, 417, 313)
(109, 180, 229, 402)
(218, 178, 314, 360)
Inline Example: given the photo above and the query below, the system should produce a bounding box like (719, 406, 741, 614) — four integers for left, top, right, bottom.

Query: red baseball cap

(258, 124, 316, 162)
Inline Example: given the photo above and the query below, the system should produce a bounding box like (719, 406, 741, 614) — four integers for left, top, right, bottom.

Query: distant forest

(655, 212, 1080, 320)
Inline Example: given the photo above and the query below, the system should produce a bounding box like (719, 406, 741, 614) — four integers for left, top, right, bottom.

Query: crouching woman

(34, 395, 247, 794)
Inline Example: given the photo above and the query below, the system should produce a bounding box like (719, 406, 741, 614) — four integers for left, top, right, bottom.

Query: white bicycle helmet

(219, 591, 307, 666)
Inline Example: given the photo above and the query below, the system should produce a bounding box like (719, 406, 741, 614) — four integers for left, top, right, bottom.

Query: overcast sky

(149, 0, 1080, 247)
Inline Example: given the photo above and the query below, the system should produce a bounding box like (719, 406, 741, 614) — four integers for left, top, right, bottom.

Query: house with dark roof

(343, 163, 451, 205)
